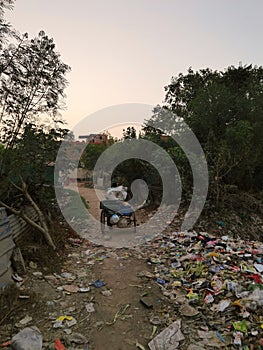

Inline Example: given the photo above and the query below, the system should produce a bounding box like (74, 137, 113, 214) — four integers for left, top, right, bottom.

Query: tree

(0, 0, 16, 51)
(147, 65, 263, 206)
(0, 1, 71, 248)
(82, 143, 108, 171)
(0, 123, 69, 249)
(0, 30, 71, 149)
(122, 126, 137, 139)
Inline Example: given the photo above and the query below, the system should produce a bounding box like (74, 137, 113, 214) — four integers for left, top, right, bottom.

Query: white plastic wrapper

(11, 326, 42, 350)
(148, 319, 184, 350)
(106, 185, 127, 201)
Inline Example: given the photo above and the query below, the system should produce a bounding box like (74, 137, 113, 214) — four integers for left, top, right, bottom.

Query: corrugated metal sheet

(8, 207, 38, 243)
(0, 206, 38, 289)
(0, 235, 15, 275)
(0, 208, 15, 287)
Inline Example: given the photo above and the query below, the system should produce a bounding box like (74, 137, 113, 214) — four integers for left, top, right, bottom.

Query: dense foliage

(144, 65, 263, 205)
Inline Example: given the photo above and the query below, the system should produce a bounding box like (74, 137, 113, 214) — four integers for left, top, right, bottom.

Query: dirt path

(0, 234, 167, 350)
(90, 254, 162, 349)
(67, 184, 105, 221)
(0, 185, 168, 349)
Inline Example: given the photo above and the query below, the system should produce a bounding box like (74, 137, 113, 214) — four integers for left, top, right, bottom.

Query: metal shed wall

(0, 207, 38, 289)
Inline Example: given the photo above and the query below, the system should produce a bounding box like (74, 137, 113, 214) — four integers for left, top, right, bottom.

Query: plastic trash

(204, 293, 214, 304)
(79, 287, 90, 293)
(68, 332, 88, 345)
(18, 315, 33, 326)
(32, 272, 43, 279)
(1, 340, 11, 347)
(53, 315, 73, 328)
(54, 338, 66, 350)
(232, 320, 248, 332)
(12, 273, 23, 282)
(233, 331, 243, 345)
(11, 326, 42, 350)
(101, 290, 112, 296)
(218, 299, 231, 312)
(148, 319, 184, 350)
(136, 229, 263, 346)
(85, 303, 95, 313)
(186, 290, 199, 301)
(61, 272, 75, 279)
(65, 317, 77, 328)
(156, 277, 165, 285)
(254, 263, 263, 273)
(92, 279, 105, 288)
(247, 288, 263, 305)
(106, 185, 127, 201)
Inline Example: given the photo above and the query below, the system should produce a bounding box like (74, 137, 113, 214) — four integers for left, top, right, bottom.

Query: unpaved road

(73, 184, 105, 221)
(0, 239, 167, 350)
(0, 185, 168, 349)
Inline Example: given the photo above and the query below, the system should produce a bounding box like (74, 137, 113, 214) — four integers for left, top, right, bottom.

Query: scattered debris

(92, 279, 105, 288)
(101, 289, 112, 297)
(54, 338, 66, 350)
(85, 303, 95, 313)
(62, 284, 79, 293)
(136, 341, 146, 350)
(106, 304, 131, 326)
(53, 315, 73, 328)
(32, 272, 43, 279)
(142, 230, 263, 346)
(68, 332, 88, 345)
(29, 261, 37, 269)
(179, 304, 199, 317)
(148, 319, 184, 350)
(17, 315, 32, 326)
(140, 296, 153, 308)
(79, 287, 90, 293)
(12, 273, 23, 283)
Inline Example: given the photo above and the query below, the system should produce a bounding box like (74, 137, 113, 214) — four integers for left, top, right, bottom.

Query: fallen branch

(0, 200, 56, 250)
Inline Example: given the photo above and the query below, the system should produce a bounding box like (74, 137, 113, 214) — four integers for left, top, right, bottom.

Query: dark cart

(99, 200, 136, 233)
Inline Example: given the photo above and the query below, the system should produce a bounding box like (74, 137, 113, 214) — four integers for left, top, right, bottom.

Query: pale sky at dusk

(6, 0, 263, 135)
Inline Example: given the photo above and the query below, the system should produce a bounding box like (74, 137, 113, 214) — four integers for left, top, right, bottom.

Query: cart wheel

(100, 210, 106, 234)
(132, 212, 136, 232)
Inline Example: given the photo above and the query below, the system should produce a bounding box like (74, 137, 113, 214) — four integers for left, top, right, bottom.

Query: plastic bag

(11, 326, 42, 350)
(106, 186, 127, 200)
(247, 288, 263, 306)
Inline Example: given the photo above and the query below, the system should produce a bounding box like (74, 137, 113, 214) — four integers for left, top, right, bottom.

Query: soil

(77, 185, 104, 221)
(0, 234, 169, 350)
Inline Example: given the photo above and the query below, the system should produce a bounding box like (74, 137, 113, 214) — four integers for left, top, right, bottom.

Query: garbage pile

(140, 231, 263, 349)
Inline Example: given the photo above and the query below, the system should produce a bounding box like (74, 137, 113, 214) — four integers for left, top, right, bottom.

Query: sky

(6, 0, 263, 136)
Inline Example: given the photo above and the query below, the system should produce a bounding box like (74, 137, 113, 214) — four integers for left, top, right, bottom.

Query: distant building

(160, 134, 170, 142)
(79, 133, 108, 145)
(65, 168, 90, 185)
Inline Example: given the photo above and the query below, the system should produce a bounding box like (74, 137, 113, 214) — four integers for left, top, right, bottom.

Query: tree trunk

(0, 177, 56, 249)
(0, 200, 56, 250)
